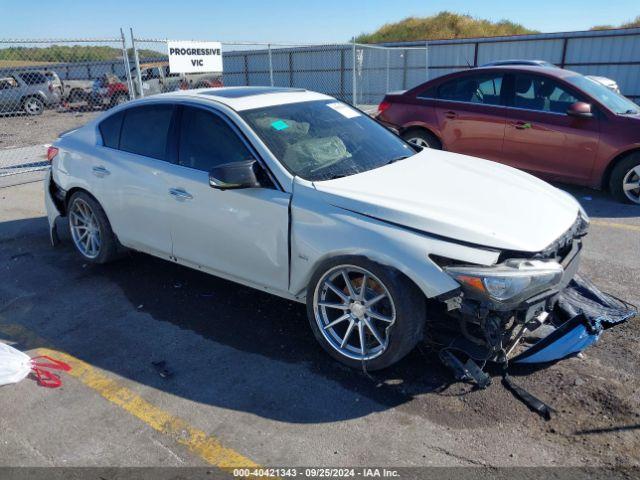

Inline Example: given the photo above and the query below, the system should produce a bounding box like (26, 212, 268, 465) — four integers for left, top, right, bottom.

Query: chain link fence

(0, 35, 133, 179)
(0, 32, 427, 182)
(129, 36, 428, 111)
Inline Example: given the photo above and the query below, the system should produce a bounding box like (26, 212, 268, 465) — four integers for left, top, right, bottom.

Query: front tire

(306, 256, 425, 370)
(401, 129, 441, 150)
(609, 152, 640, 204)
(67, 191, 121, 264)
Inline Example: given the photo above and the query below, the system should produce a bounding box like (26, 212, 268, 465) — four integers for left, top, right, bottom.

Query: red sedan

(377, 65, 640, 204)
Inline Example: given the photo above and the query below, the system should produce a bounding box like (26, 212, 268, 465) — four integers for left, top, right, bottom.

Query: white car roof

(159, 87, 334, 111)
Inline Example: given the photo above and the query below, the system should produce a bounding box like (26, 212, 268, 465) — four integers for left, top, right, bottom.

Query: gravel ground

(0, 109, 101, 150)
(0, 181, 638, 471)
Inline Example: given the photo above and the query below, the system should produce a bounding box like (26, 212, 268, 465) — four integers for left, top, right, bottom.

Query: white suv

(45, 87, 594, 371)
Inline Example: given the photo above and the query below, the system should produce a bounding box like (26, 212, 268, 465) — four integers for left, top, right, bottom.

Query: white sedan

(45, 86, 598, 372)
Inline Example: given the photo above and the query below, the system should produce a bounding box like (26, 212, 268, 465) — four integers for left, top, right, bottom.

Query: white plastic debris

(0, 343, 32, 387)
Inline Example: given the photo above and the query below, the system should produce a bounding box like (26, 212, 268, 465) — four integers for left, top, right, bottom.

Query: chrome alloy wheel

(69, 198, 101, 259)
(622, 165, 640, 204)
(313, 265, 396, 361)
(407, 137, 430, 149)
(24, 97, 43, 115)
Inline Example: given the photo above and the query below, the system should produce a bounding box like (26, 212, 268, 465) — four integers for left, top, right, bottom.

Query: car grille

(498, 214, 588, 263)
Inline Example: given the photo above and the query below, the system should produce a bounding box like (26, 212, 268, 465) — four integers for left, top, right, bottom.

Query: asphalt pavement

(0, 179, 638, 472)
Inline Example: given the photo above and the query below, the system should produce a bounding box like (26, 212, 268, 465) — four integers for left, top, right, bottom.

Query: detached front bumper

(433, 229, 635, 377)
(511, 274, 636, 364)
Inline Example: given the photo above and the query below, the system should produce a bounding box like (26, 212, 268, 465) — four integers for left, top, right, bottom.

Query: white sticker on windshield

(327, 102, 361, 119)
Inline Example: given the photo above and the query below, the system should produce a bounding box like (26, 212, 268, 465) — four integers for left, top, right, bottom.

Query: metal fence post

(130, 28, 144, 98)
(120, 28, 134, 100)
(352, 38, 357, 106)
(339, 47, 345, 101)
(268, 43, 274, 86)
(243, 54, 249, 86)
(386, 48, 390, 93)
(425, 41, 429, 81)
(402, 49, 408, 89)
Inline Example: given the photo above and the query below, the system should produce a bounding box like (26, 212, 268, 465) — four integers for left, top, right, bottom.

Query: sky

(2, 0, 639, 43)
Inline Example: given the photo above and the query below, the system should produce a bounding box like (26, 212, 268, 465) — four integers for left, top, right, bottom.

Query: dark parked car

(377, 65, 640, 204)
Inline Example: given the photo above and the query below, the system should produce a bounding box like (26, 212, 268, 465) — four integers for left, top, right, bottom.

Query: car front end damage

(428, 213, 636, 394)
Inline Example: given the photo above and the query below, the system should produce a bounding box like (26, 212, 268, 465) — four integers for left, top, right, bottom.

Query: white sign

(167, 41, 223, 74)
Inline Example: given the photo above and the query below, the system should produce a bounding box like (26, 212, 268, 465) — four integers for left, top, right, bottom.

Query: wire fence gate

(0, 31, 428, 180)
(0, 32, 134, 178)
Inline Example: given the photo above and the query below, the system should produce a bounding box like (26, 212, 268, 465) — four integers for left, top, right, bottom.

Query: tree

(591, 15, 640, 30)
(355, 11, 537, 43)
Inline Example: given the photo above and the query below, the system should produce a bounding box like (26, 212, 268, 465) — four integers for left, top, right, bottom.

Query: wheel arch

(399, 124, 442, 148)
(601, 147, 640, 191)
(20, 93, 46, 105)
(64, 186, 97, 212)
(64, 186, 124, 247)
(294, 247, 458, 304)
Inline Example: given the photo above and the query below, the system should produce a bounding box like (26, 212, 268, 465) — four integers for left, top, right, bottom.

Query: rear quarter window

(416, 85, 437, 99)
(98, 111, 124, 149)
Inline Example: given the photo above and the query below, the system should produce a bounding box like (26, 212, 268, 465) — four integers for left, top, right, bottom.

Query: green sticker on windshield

(271, 119, 289, 131)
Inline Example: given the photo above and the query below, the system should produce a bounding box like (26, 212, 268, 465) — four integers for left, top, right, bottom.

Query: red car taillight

(47, 146, 59, 162)
(377, 100, 391, 115)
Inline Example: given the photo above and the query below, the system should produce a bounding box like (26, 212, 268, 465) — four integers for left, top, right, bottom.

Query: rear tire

(401, 129, 441, 150)
(306, 256, 426, 371)
(68, 89, 86, 104)
(109, 93, 128, 108)
(609, 152, 640, 205)
(67, 191, 121, 264)
(23, 96, 44, 115)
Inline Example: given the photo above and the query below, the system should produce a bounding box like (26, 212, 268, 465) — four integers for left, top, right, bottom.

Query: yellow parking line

(590, 220, 640, 233)
(0, 322, 259, 471)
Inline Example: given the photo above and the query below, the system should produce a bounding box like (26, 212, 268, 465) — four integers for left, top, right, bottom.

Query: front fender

(289, 180, 500, 301)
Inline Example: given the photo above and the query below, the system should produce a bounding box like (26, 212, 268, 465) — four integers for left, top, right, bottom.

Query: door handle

(514, 121, 532, 130)
(92, 166, 110, 177)
(169, 188, 193, 201)
(445, 111, 457, 119)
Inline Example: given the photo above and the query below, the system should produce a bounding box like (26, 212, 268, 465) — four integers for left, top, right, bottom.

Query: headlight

(444, 259, 563, 304)
(578, 204, 590, 225)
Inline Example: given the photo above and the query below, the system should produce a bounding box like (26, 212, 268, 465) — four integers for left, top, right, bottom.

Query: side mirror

(209, 159, 262, 190)
(567, 101, 593, 118)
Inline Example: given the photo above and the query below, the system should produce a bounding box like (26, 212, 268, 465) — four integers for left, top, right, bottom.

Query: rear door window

(98, 111, 124, 148)
(120, 104, 174, 160)
(178, 106, 251, 171)
(437, 73, 504, 106)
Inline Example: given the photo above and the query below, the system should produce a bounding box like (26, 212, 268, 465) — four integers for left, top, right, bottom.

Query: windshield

(567, 75, 639, 115)
(240, 100, 414, 181)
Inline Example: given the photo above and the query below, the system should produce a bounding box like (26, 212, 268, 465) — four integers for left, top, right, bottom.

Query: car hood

(313, 150, 580, 252)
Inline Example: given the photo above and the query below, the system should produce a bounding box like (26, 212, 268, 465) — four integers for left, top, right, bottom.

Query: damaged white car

(44, 87, 635, 382)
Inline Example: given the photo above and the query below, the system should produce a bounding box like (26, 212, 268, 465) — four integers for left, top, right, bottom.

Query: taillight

(378, 100, 391, 114)
(47, 146, 59, 162)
